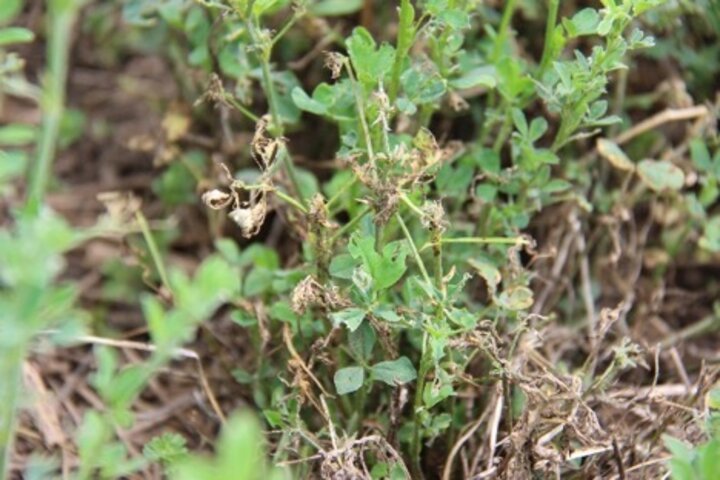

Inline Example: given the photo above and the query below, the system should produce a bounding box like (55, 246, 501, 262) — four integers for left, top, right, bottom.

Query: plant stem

(421, 235, 527, 252)
(269, 11, 302, 50)
(492, 0, 519, 62)
(410, 335, 431, 479)
(492, 105, 514, 152)
(396, 213, 432, 288)
(537, 0, 560, 79)
(275, 187, 309, 214)
(330, 206, 371, 244)
(345, 60, 376, 172)
(327, 177, 358, 211)
(223, 93, 261, 123)
(389, 0, 415, 104)
(26, 0, 82, 215)
(0, 350, 22, 480)
(243, 4, 307, 207)
(135, 211, 172, 296)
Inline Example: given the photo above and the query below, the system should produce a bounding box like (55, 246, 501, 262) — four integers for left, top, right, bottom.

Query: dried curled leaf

(420, 200, 447, 232)
(228, 196, 268, 238)
(97, 191, 141, 225)
(202, 189, 234, 210)
(323, 51, 346, 79)
(251, 116, 285, 169)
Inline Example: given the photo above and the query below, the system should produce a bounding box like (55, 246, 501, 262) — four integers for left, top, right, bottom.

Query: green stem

(135, 211, 172, 296)
(400, 194, 425, 218)
(242, 7, 306, 207)
(26, 0, 82, 215)
(389, 0, 415, 104)
(492, 106, 514, 153)
(0, 350, 23, 480)
(345, 60, 376, 171)
(421, 235, 527, 252)
(233, 183, 308, 213)
(537, 0, 560, 79)
(330, 206, 371, 244)
(275, 188, 309, 214)
(491, 0, 519, 62)
(269, 11, 302, 50)
(396, 213, 433, 292)
(327, 177, 358, 212)
(410, 335, 431, 479)
(223, 93, 261, 123)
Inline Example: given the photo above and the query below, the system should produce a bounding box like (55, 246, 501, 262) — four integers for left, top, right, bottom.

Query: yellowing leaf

(162, 103, 191, 143)
(597, 138, 635, 171)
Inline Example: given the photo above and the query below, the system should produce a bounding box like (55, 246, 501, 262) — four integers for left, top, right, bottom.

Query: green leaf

(349, 322, 376, 361)
(700, 217, 720, 253)
(447, 307, 477, 329)
(269, 301, 297, 323)
(348, 234, 409, 291)
(0, 0, 22, 25)
(310, 0, 362, 16)
(331, 307, 366, 331)
(143, 433, 188, 465)
(0, 150, 27, 183)
(450, 67, 496, 90)
(0, 124, 36, 146)
(563, 8, 599, 37)
(0, 27, 34, 46)
(346, 27, 395, 87)
(371, 357, 417, 386)
(438, 9, 469, 30)
(291, 87, 327, 115)
(329, 253, 357, 279)
(334, 366, 364, 394)
(699, 438, 720, 480)
(663, 435, 695, 464)
(396, 0, 415, 57)
(597, 139, 635, 171)
(637, 159, 685, 192)
(293, 167, 320, 201)
(423, 379, 454, 408)
(690, 139, 712, 172)
(175, 412, 279, 480)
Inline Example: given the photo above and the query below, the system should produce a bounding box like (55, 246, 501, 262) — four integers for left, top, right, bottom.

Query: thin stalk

(0, 351, 23, 479)
(135, 211, 172, 296)
(242, 5, 306, 207)
(330, 206, 371, 244)
(269, 12, 302, 50)
(420, 235, 527, 252)
(395, 213, 432, 288)
(492, 106, 513, 153)
(410, 335, 432, 479)
(223, 93, 261, 123)
(258, 49, 280, 132)
(274, 187, 309, 214)
(433, 230, 445, 300)
(537, 0, 560, 79)
(327, 177, 358, 212)
(228, 183, 308, 214)
(609, 68, 628, 138)
(26, 0, 82, 215)
(389, 0, 415, 104)
(400, 194, 425, 218)
(491, 0, 519, 62)
(345, 60, 376, 171)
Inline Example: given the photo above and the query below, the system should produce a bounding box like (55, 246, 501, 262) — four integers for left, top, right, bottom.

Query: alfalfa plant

(0, 0, 87, 475)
